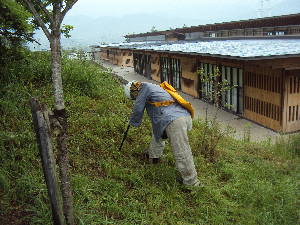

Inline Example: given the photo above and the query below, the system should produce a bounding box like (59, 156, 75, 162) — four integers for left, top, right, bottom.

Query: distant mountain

(29, 1, 300, 50)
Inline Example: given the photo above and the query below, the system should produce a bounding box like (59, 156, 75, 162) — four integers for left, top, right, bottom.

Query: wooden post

(30, 98, 66, 225)
(281, 70, 288, 132)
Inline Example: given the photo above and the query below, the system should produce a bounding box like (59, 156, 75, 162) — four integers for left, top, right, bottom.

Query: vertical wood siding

(243, 66, 283, 131)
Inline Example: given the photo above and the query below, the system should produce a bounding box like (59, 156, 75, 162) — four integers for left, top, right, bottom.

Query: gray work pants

(147, 116, 199, 186)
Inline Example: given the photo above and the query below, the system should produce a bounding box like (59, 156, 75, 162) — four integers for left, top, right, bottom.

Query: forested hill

(0, 51, 299, 224)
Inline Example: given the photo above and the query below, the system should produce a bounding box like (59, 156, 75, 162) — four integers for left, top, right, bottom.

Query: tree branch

(35, 0, 54, 25)
(60, 0, 78, 23)
(22, 0, 51, 40)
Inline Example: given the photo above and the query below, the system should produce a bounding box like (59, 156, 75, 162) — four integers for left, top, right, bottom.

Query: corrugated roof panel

(102, 39, 300, 58)
(99, 41, 163, 48)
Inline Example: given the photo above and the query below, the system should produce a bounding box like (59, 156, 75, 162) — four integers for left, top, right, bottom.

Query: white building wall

(185, 32, 205, 40)
(146, 35, 165, 41)
(128, 37, 147, 42)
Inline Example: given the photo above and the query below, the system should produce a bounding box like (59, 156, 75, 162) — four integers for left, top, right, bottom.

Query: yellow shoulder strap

(160, 81, 176, 92)
(159, 81, 195, 118)
(148, 100, 175, 107)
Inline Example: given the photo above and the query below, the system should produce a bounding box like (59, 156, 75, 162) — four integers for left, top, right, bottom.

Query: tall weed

(190, 119, 234, 163)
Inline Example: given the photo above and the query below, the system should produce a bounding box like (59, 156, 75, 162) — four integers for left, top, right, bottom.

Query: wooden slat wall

(96, 51, 103, 61)
(100, 49, 108, 61)
(106, 49, 117, 64)
(99, 48, 134, 67)
(150, 53, 160, 82)
(114, 50, 122, 65)
(180, 56, 199, 97)
(119, 50, 133, 67)
(283, 70, 300, 132)
(243, 66, 283, 131)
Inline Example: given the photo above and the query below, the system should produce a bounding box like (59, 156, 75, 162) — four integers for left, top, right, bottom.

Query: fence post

(30, 98, 66, 225)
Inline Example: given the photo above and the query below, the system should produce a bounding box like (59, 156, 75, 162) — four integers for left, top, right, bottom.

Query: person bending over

(124, 81, 200, 187)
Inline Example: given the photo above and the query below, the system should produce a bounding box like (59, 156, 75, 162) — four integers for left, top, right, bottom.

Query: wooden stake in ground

(30, 98, 65, 225)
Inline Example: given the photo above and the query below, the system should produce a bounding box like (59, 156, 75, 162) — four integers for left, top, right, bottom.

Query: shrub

(0, 50, 52, 87)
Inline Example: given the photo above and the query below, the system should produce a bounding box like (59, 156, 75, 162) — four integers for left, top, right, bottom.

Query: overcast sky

(68, 0, 298, 20)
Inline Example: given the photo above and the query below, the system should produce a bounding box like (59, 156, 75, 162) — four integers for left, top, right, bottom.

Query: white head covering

(124, 80, 136, 100)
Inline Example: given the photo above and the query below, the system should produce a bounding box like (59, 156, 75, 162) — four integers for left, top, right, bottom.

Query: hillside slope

(0, 52, 299, 225)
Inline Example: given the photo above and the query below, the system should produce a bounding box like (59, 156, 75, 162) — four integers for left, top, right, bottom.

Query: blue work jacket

(129, 82, 190, 141)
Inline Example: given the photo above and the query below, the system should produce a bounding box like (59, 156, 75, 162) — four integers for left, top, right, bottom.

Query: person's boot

(176, 175, 203, 192)
(143, 152, 160, 164)
(149, 158, 160, 164)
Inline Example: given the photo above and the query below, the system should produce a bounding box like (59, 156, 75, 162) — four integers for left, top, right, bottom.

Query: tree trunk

(50, 33, 75, 225)
(50, 34, 65, 111)
(22, 1, 78, 224)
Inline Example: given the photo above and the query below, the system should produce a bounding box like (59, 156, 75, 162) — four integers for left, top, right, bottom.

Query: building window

(160, 57, 181, 90)
(133, 53, 152, 79)
(198, 62, 243, 114)
(275, 31, 285, 35)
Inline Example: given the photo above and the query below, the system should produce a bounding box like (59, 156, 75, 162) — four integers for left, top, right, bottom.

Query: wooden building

(95, 14, 300, 133)
(125, 13, 300, 42)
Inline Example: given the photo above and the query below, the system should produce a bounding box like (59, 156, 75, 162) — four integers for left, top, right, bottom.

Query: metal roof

(101, 39, 300, 59)
(125, 13, 300, 38)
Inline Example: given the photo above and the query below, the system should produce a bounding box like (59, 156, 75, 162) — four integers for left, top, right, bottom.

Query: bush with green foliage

(0, 51, 299, 225)
(0, 0, 34, 65)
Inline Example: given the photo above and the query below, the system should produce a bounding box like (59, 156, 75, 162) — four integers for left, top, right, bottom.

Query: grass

(0, 51, 299, 224)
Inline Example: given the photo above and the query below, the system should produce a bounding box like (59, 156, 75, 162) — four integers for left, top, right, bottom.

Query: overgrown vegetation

(0, 51, 299, 225)
(0, 0, 34, 65)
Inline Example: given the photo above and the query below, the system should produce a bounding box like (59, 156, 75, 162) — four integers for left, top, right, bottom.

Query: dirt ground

(99, 60, 287, 143)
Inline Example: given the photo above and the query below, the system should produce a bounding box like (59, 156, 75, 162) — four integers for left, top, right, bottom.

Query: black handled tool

(118, 124, 130, 151)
